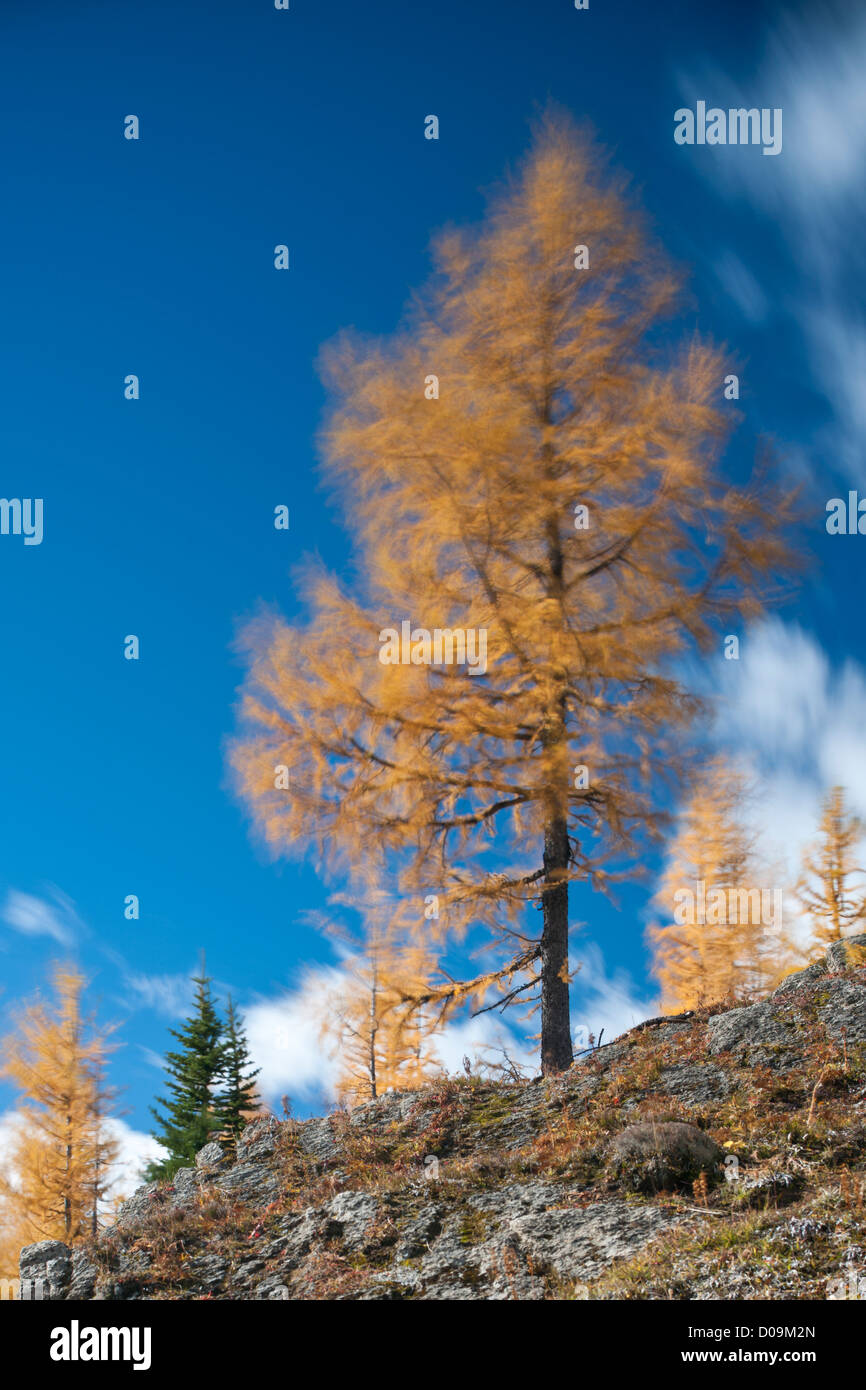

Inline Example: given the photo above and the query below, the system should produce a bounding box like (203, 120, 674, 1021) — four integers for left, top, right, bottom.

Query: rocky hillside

(21, 935, 866, 1301)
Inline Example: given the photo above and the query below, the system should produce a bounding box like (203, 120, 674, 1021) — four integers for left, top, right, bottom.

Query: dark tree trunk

(539, 446, 573, 1075)
(540, 812, 573, 1074)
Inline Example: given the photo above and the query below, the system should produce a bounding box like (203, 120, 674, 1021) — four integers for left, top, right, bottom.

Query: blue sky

(1, 0, 865, 1180)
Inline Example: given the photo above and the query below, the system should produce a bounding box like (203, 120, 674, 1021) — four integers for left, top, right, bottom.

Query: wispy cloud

(678, 4, 866, 479)
(101, 1118, 165, 1199)
(0, 887, 82, 947)
(136, 1044, 170, 1072)
(122, 970, 197, 1018)
(714, 249, 768, 325)
(429, 1013, 530, 1075)
(657, 619, 866, 958)
(640, 621, 866, 973)
(571, 943, 658, 1044)
(242, 965, 343, 1102)
(712, 618, 866, 871)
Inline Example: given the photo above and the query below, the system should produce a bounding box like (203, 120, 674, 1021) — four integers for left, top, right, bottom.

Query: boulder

(18, 1239, 72, 1300)
(609, 1120, 725, 1193)
(195, 1141, 226, 1171)
(236, 1115, 281, 1163)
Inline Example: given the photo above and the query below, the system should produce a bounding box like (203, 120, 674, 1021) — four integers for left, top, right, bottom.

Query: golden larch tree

(231, 110, 797, 1073)
(796, 785, 866, 949)
(315, 903, 440, 1105)
(648, 762, 787, 1010)
(0, 964, 119, 1266)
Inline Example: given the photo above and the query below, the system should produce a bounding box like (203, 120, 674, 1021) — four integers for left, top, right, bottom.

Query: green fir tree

(145, 967, 226, 1180)
(215, 996, 261, 1146)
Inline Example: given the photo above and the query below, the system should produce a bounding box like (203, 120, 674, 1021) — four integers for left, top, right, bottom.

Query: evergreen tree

(215, 996, 260, 1145)
(145, 968, 225, 1180)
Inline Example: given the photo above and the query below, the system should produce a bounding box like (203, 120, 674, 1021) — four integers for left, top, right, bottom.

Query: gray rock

(185, 1253, 228, 1291)
(68, 1249, 99, 1299)
(652, 1062, 732, 1105)
(19, 1240, 72, 1300)
(709, 945, 866, 1063)
(116, 1181, 161, 1230)
(707, 1000, 798, 1060)
(322, 1191, 380, 1251)
(502, 1199, 684, 1284)
(610, 1121, 724, 1193)
(817, 978, 866, 1045)
(349, 1091, 423, 1129)
(470, 1179, 565, 1220)
(826, 933, 866, 973)
(406, 1212, 491, 1299)
(215, 1160, 280, 1209)
(195, 1142, 226, 1171)
(393, 1203, 443, 1259)
(170, 1167, 200, 1203)
(253, 1276, 291, 1300)
(768, 933, 866, 998)
(771, 961, 827, 999)
(114, 1166, 202, 1230)
(33, 937, 865, 1302)
(297, 1115, 341, 1163)
(400, 1184, 684, 1300)
(236, 1115, 282, 1163)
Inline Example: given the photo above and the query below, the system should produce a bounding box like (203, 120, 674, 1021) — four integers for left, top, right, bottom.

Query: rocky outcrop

(707, 932, 866, 1065)
(19, 936, 866, 1301)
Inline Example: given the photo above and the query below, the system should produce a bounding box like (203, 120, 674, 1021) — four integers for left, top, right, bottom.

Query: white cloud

(643, 620, 866, 966)
(677, 8, 866, 219)
(429, 1012, 531, 1075)
(122, 971, 196, 1018)
(713, 619, 866, 872)
(1, 888, 81, 947)
(242, 965, 343, 1102)
(803, 307, 866, 472)
(136, 1044, 169, 1072)
(677, 6, 866, 479)
(102, 1119, 164, 1202)
(0, 1111, 27, 1192)
(660, 618, 866, 963)
(715, 250, 768, 324)
(571, 943, 658, 1044)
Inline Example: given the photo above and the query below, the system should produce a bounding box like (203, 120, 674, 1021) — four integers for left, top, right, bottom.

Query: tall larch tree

(796, 785, 866, 949)
(0, 964, 119, 1265)
(648, 762, 786, 1009)
(231, 110, 797, 1073)
(146, 966, 225, 1179)
(316, 905, 440, 1105)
